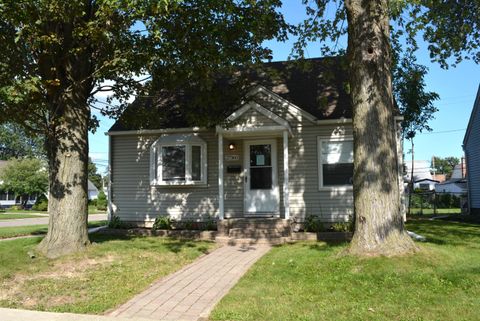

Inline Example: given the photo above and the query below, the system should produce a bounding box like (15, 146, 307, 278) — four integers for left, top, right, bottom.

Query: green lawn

(0, 235, 215, 314)
(0, 221, 107, 239)
(0, 213, 46, 220)
(211, 219, 480, 321)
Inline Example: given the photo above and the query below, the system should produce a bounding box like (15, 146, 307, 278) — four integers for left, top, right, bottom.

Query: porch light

(228, 143, 236, 151)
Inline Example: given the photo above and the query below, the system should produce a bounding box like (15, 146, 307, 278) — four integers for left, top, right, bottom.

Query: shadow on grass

(89, 233, 212, 254)
(407, 219, 480, 247)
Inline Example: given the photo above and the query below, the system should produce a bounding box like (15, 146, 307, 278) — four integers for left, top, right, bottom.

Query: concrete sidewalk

(0, 308, 153, 321)
(0, 214, 107, 228)
(110, 244, 271, 321)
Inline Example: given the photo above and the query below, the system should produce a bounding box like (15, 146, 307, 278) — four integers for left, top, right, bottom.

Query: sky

(88, 3, 480, 174)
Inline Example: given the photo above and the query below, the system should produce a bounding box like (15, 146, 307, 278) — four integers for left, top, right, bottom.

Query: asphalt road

(0, 214, 107, 228)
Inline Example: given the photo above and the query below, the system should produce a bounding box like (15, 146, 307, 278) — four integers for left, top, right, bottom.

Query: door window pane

(250, 145, 271, 166)
(191, 145, 201, 181)
(250, 167, 272, 189)
(162, 146, 186, 181)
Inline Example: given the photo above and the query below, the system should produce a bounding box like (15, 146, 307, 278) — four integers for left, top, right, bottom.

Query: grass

(210, 219, 480, 321)
(0, 234, 215, 314)
(0, 213, 46, 220)
(0, 221, 107, 239)
(88, 205, 106, 215)
(409, 208, 461, 215)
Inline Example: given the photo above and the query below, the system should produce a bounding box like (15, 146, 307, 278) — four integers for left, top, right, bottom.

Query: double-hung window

(318, 136, 353, 189)
(150, 134, 207, 185)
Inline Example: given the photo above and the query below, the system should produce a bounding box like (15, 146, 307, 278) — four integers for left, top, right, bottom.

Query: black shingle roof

(109, 56, 352, 132)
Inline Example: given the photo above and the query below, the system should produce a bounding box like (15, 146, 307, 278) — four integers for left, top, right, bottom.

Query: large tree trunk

(345, 0, 417, 256)
(37, 96, 90, 258)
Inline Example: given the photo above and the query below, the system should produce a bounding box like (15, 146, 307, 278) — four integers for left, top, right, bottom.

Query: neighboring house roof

(109, 57, 353, 132)
(88, 180, 99, 192)
(463, 84, 480, 146)
(415, 178, 439, 184)
(436, 178, 467, 187)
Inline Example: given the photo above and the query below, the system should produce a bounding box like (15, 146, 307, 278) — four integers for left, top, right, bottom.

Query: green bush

(152, 216, 171, 230)
(203, 218, 217, 231)
(96, 190, 107, 211)
(108, 215, 129, 229)
(88, 198, 97, 207)
(10, 205, 23, 211)
(304, 215, 325, 232)
(32, 198, 48, 211)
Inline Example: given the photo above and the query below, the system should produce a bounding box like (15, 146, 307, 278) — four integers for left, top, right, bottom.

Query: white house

(463, 84, 480, 215)
(106, 57, 406, 236)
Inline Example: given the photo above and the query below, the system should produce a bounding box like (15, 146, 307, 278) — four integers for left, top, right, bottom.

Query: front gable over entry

(217, 100, 292, 137)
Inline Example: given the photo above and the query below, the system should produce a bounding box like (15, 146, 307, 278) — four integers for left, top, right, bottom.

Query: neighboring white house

(463, 84, 480, 215)
(1, 159, 99, 206)
(107, 57, 406, 229)
(404, 160, 433, 182)
(435, 179, 468, 194)
(414, 178, 439, 191)
(88, 180, 99, 200)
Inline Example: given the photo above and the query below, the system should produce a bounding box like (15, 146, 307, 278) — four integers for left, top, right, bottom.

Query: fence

(407, 191, 468, 215)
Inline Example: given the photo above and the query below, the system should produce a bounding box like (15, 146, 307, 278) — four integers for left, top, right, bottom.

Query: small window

(150, 134, 207, 185)
(318, 137, 353, 189)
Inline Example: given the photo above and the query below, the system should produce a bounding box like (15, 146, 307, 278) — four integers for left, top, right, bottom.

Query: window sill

(152, 181, 208, 188)
(318, 186, 353, 192)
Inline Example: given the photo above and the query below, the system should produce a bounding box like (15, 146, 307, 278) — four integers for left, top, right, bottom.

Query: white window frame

(317, 135, 354, 191)
(150, 134, 207, 186)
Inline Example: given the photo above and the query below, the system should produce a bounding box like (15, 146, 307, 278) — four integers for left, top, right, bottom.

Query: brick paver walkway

(109, 244, 270, 321)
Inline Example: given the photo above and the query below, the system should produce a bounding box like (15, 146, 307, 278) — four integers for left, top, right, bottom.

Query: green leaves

(0, 158, 48, 197)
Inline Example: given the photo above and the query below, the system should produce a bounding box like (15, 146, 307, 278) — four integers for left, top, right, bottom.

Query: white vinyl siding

(465, 90, 480, 211)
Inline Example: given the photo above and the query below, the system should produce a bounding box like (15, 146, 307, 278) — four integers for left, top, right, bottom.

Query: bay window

(150, 134, 207, 185)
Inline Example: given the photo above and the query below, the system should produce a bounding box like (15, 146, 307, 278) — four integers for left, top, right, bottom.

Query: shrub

(152, 216, 171, 230)
(304, 215, 325, 232)
(96, 190, 107, 211)
(10, 205, 23, 211)
(32, 198, 48, 211)
(203, 218, 217, 231)
(32, 194, 48, 211)
(88, 199, 97, 207)
(108, 215, 130, 229)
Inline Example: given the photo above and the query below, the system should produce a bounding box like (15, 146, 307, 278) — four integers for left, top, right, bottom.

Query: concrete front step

(215, 236, 291, 246)
(228, 228, 290, 238)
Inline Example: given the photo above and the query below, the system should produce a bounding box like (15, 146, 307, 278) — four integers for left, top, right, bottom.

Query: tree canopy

(0, 0, 289, 257)
(0, 123, 44, 160)
(432, 156, 460, 179)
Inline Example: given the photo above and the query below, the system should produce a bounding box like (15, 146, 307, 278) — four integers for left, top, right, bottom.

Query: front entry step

(215, 236, 291, 246)
(216, 218, 292, 245)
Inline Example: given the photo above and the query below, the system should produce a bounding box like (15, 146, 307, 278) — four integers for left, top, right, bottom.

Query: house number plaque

(225, 155, 240, 161)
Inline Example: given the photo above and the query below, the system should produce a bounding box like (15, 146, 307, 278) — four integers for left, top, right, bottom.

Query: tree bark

(345, 0, 417, 256)
(37, 92, 91, 258)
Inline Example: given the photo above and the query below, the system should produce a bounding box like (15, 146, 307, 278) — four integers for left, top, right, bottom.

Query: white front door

(244, 140, 280, 216)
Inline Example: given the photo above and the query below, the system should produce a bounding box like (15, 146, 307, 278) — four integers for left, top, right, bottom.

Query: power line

(415, 128, 466, 135)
